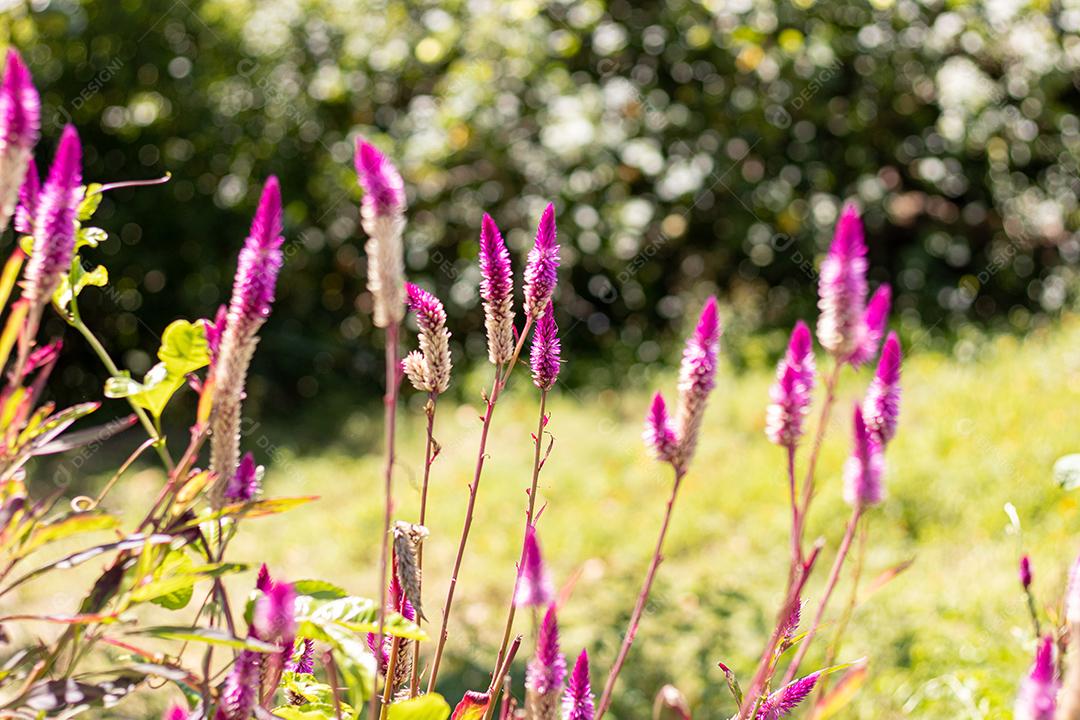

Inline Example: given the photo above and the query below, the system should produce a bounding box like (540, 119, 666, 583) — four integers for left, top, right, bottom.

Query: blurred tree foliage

(2, 0, 1079, 411)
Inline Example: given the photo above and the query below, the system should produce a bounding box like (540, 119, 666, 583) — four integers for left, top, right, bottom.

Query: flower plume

(530, 303, 561, 390)
(842, 406, 884, 509)
(479, 213, 515, 365)
(524, 203, 560, 318)
(214, 649, 259, 720)
(526, 605, 566, 720)
(644, 392, 678, 465)
(404, 282, 452, 394)
(817, 204, 868, 359)
(1015, 636, 1057, 720)
(23, 124, 81, 307)
(0, 49, 40, 233)
(673, 297, 721, 471)
(862, 332, 901, 446)
(757, 672, 821, 719)
(254, 579, 296, 646)
(766, 321, 815, 448)
(514, 524, 553, 608)
(564, 650, 595, 720)
(355, 138, 405, 328)
(224, 452, 260, 503)
(848, 284, 891, 367)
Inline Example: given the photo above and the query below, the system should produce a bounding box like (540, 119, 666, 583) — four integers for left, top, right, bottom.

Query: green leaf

(105, 363, 183, 419)
(1055, 454, 1080, 490)
(273, 704, 349, 720)
(293, 579, 348, 600)
(103, 320, 209, 420)
(54, 261, 108, 310)
(388, 694, 451, 720)
(77, 185, 104, 221)
(131, 557, 247, 608)
(132, 626, 280, 652)
(157, 319, 210, 375)
(295, 595, 427, 642)
(17, 512, 120, 558)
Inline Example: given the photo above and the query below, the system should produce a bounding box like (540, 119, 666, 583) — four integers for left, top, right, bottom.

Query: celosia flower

(209, 177, 284, 500)
(479, 213, 514, 365)
(524, 203, 559, 319)
(862, 332, 901, 446)
(22, 124, 81, 307)
(643, 392, 678, 465)
(757, 672, 821, 719)
(355, 138, 405, 328)
(164, 703, 190, 720)
(564, 649, 595, 720)
(203, 305, 227, 367)
(214, 649, 260, 720)
(288, 638, 316, 674)
(765, 321, 815, 448)
(530, 302, 560, 390)
(514, 524, 553, 609)
(405, 282, 452, 394)
(366, 575, 417, 676)
(848, 284, 891, 367)
(254, 580, 296, 646)
(13, 156, 36, 235)
(256, 563, 274, 593)
(817, 205, 868, 360)
(842, 406, 885, 509)
(224, 452, 259, 502)
(526, 605, 566, 720)
(780, 597, 802, 645)
(1015, 636, 1057, 720)
(0, 50, 40, 234)
(673, 297, 721, 471)
(1020, 555, 1033, 590)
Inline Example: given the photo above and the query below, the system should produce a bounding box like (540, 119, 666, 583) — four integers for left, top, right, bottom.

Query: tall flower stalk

(209, 177, 284, 503)
(354, 138, 407, 719)
(428, 205, 559, 692)
(595, 297, 720, 720)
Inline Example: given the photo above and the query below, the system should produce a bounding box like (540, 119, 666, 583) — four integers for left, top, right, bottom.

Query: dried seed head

(479, 213, 515, 365)
(393, 521, 428, 620)
(406, 283, 452, 394)
(355, 138, 406, 328)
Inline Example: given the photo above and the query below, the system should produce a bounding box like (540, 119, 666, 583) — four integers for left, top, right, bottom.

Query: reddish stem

(796, 363, 842, 548)
(410, 392, 438, 697)
(595, 466, 685, 720)
(781, 505, 862, 686)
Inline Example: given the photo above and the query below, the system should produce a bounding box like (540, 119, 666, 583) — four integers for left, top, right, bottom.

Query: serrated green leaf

(131, 626, 280, 652)
(388, 694, 451, 720)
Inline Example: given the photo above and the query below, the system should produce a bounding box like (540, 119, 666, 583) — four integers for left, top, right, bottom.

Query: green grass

(15, 318, 1080, 719)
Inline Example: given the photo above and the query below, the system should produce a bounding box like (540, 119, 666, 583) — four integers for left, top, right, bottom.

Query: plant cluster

(0, 45, 920, 720)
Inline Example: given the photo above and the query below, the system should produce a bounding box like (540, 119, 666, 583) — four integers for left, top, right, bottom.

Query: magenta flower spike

(0, 49, 41, 233)
(164, 704, 190, 720)
(1020, 555, 1033, 590)
(224, 452, 259, 503)
(256, 563, 274, 593)
(404, 282, 452, 394)
(1015, 636, 1058, 720)
(848, 284, 891, 367)
(644, 392, 678, 465)
(862, 332, 902, 446)
(254, 580, 296, 646)
(780, 597, 802, 644)
(673, 297, 721, 472)
(288, 638, 316, 674)
(842, 406, 885, 509)
(479, 213, 515, 365)
(524, 203, 560, 319)
(355, 137, 406, 328)
(766, 321, 815, 448)
(209, 177, 285, 499)
(530, 302, 561, 391)
(817, 204, 868, 360)
(214, 649, 260, 720)
(13, 155, 37, 235)
(564, 649, 595, 720)
(22, 124, 81, 306)
(514, 524, 554, 609)
(757, 671, 821, 719)
(526, 605, 567, 720)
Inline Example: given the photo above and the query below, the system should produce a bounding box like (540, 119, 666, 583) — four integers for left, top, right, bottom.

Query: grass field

(12, 316, 1080, 719)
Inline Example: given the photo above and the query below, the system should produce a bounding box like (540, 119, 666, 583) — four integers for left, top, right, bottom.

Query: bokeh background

(4, 0, 1080, 412)
(4, 1, 1080, 719)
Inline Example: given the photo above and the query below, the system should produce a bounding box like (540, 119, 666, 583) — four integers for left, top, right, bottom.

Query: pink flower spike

(842, 406, 885, 509)
(766, 321, 815, 448)
(0, 50, 39, 151)
(23, 124, 81, 305)
(224, 452, 259, 502)
(530, 302, 561, 390)
(817, 204, 868, 359)
(231, 176, 284, 324)
(256, 563, 273, 593)
(564, 649, 595, 720)
(254, 580, 296, 646)
(479, 213, 515, 365)
(673, 296, 721, 471)
(757, 671, 821, 719)
(644, 392, 678, 465)
(862, 332, 901, 446)
(214, 649, 260, 720)
(13, 155, 37, 235)
(847, 284, 891, 367)
(1020, 555, 1033, 590)
(1015, 636, 1058, 720)
(354, 137, 405, 217)
(526, 605, 567, 720)
(524, 203, 560, 318)
(163, 704, 190, 720)
(514, 525, 553, 608)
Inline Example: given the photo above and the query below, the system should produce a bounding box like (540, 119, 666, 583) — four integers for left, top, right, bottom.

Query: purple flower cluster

(22, 125, 81, 306)
(0, 49, 40, 234)
(530, 303, 561, 391)
(1015, 636, 1057, 720)
(403, 282, 452, 394)
(756, 672, 821, 719)
(214, 649, 260, 720)
(224, 452, 260, 503)
(564, 650, 595, 720)
(524, 203, 560, 319)
(479, 213, 515, 365)
(765, 321, 815, 448)
(514, 525, 553, 609)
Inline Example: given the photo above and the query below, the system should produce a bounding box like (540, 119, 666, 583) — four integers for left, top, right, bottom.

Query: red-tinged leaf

(32, 412, 135, 456)
(450, 691, 490, 720)
(807, 663, 868, 720)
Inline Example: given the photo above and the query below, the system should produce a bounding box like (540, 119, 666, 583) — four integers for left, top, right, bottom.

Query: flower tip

(249, 176, 283, 247)
(51, 124, 82, 183)
(696, 296, 720, 342)
(536, 202, 557, 248)
(832, 203, 866, 257)
(1020, 554, 1033, 589)
(790, 320, 812, 358)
